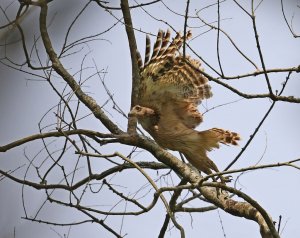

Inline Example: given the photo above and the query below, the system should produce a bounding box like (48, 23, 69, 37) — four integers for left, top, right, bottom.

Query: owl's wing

(133, 30, 240, 180)
(136, 29, 212, 129)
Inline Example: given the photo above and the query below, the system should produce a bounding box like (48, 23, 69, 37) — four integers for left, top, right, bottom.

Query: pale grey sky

(0, 0, 299, 237)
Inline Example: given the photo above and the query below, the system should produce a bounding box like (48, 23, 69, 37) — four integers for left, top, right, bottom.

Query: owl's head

(129, 105, 155, 118)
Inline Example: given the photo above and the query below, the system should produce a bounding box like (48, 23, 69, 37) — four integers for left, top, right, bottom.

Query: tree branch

(201, 182, 279, 238)
(120, 0, 141, 108)
(37, 0, 122, 134)
(0, 129, 114, 152)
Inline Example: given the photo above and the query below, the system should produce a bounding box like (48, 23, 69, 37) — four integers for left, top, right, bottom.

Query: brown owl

(130, 29, 240, 182)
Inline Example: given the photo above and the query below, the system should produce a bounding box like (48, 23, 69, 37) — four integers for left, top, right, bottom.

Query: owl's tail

(193, 127, 240, 153)
(181, 128, 240, 182)
(208, 128, 241, 146)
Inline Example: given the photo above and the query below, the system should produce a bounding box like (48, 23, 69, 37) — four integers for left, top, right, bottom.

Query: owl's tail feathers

(194, 128, 240, 152)
(182, 128, 240, 183)
(209, 128, 241, 146)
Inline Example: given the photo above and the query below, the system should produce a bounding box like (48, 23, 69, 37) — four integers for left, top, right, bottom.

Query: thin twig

(280, 0, 299, 38)
(225, 71, 292, 170)
(216, 0, 224, 76)
(182, 0, 190, 58)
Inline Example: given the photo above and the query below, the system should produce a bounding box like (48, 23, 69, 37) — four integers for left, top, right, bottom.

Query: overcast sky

(1, 0, 300, 237)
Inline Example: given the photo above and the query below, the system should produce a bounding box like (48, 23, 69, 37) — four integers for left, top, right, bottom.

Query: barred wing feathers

(132, 29, 240, 181)
(137, 29, 212, 129)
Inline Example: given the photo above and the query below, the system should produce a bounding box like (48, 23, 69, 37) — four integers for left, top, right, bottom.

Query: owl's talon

(220, 175, 232, 183)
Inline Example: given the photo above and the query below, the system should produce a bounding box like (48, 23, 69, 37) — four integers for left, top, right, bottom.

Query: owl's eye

(134, 105, 142, 111)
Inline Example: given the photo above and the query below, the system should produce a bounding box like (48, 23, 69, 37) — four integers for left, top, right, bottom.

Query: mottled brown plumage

(130, 29, 240, 181)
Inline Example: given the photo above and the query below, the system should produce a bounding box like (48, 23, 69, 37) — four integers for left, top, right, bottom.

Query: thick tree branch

(120, 0, 142, 134)
(118, 134, 280, 237)
(120, 0, 141, 108)
(201, 182, 279, 238)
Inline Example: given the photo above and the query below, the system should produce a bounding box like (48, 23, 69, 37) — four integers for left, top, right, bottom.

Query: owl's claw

(220, 175, 232, 183)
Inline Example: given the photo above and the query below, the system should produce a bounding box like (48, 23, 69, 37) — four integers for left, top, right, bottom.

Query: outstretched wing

(133, 29, 240, 180)
(136, 29, 212, 129)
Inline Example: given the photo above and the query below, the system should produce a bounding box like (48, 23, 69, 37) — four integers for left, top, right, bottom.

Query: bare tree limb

(37, 0, 122, 134)
(251, 1, 273, 95)
(280, 0, 300, 38)
(0, 129, 114, 152)
(182, 0, 190, 58)
(120, 0, 141, 109)
(201, 182, 279, 238)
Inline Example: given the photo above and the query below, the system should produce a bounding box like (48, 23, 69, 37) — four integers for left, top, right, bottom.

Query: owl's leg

(218, 175, 232, 183)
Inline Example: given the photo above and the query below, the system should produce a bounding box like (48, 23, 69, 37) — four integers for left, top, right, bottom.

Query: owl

(130, 29, 240, 182)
